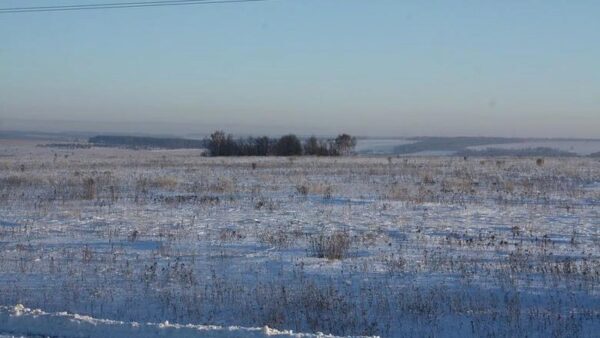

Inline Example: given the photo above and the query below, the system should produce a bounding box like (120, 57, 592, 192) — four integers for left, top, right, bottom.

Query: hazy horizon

(2, 0, 599, 138)
(4, 117, 600, 140)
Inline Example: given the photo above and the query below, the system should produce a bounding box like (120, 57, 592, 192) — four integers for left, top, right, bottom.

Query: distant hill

(457, 147, 577, 157)
(393, 137, 524, 154)
(89, 135, 206, 149)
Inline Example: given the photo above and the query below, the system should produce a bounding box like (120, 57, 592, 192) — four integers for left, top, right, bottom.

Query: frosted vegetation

(0, 142, 599, 337)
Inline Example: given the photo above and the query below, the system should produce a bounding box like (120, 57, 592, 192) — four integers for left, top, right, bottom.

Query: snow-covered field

(0, 141, 599, 337)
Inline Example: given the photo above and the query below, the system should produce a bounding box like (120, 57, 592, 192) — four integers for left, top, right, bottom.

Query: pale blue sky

(1, 0, 599, 137)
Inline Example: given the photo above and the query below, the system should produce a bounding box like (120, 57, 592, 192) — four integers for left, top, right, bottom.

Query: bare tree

(334, 134, 357, 156)
(208, 130, 237, 156)
(304, 136, 320, 156)
(304, 136, 334, 156)
(275, 134, 303, 156)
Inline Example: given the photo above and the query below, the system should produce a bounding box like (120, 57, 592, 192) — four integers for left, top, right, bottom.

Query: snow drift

(0, 304, 377, 338)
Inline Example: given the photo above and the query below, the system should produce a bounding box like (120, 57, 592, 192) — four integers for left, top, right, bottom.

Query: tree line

(89, 135, 205, 149)
(88, 132, 357, 156)
(206, 131, 356, 157)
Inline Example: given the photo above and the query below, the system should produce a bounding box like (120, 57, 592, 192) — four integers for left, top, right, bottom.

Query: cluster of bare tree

(206, 131, 356, 157)
(303, 134, 357, 156)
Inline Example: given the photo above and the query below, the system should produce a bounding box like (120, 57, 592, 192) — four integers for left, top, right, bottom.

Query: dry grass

(0, 145, 599, 337)
(308, 231, 351, 260)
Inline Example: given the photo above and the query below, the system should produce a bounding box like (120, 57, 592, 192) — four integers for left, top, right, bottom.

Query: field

(0, 141, 599, 337)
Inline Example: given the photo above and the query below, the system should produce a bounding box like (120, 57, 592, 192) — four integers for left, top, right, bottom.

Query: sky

(1, 0, 599, 138)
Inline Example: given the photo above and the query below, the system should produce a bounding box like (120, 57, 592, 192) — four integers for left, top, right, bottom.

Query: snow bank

(0, 304, 377, 338)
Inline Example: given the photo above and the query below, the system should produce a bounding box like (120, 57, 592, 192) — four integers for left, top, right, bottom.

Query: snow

(0, 142, 599, 336)
(0, 304, 371, 338)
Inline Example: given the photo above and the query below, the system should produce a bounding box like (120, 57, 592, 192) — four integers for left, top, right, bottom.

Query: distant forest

(88, 132, 357, 156)
(89, 135, 206, 149)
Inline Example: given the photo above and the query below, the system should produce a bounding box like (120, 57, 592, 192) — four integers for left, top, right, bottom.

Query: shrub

(308, 231, 351, 260)
(258, 228, 292, 248)
(82, 177, 96, 200)
(296, 184, 309, 195)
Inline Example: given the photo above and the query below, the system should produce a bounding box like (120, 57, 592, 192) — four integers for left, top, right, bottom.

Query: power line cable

(0, 0, 270, 14)
(1, 0, 212, 11)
